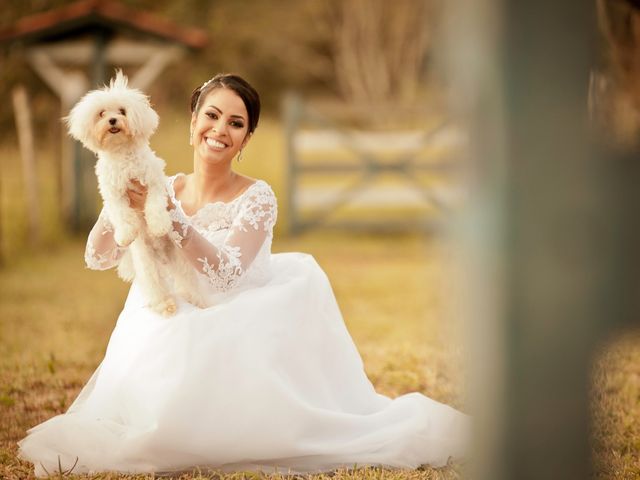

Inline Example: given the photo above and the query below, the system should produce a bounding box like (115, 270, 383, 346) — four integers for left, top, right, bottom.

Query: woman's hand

(126, 179, 148, 212)
(167, 193, 178, 211)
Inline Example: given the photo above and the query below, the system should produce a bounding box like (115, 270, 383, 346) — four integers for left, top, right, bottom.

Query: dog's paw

(146, 211, 173, 237)
(192, 297, 208, 309)
(151, 297, 177, 317)
(112, 250, 135, 282)
(181, 291, 207, 309)
(114, 225, 138, 247)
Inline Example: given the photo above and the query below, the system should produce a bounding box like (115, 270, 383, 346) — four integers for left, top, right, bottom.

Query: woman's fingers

(126, 180, 148, 211)
(128, 179, 147, 190)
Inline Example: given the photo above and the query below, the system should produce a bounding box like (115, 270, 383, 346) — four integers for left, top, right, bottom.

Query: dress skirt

(18, 252, 469, 477)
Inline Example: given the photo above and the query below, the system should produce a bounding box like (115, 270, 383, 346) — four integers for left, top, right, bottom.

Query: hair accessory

(200, 78, 214, 90)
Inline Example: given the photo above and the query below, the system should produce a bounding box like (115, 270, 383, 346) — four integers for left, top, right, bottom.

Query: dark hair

(190, 74, 261, 134)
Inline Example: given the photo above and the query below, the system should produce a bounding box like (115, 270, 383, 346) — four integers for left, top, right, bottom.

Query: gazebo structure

(0, 0, 207, 230)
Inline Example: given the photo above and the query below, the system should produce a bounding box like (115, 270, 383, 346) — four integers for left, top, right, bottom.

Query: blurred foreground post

(497, 4, 597, 478)
(11, 84, 41, 246)
(445, 0, 639, 478)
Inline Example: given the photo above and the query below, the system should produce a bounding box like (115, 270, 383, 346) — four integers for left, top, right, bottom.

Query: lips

(109, 127, 121, 134)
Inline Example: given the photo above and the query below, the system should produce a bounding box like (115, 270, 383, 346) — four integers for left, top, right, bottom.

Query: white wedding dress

(18, 174, 469, 477)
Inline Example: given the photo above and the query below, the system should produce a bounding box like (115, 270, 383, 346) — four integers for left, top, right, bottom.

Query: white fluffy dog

(66, 70, 206, 316)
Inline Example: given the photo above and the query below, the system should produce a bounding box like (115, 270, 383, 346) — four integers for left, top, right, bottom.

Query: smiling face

(190, 87, 251, 165)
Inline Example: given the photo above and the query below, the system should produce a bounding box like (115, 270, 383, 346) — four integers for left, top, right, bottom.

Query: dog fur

(66, 70, 206, 316)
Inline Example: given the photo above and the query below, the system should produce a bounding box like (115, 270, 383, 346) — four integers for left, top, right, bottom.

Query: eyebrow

(208, 105, 245, 121)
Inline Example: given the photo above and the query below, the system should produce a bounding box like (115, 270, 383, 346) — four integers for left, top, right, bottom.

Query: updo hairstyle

(190, 74, 261, 135)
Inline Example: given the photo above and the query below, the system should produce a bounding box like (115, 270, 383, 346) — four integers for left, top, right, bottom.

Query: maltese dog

(66, 70, 206, 316)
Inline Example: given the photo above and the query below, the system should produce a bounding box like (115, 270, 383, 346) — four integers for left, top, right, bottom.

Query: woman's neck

(189, 159, 238, 204)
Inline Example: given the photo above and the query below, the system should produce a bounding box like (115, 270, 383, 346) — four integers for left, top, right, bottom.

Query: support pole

(283, 92, 302, 234)
(26, 48, 88, 228)
(12, 85, 41, 246)
(129, 45, 184, 91)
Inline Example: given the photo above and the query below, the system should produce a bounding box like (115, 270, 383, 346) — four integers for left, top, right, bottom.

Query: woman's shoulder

(236, 175, 276, 200)
(167, 172, 186, 192)
(234, 177, 278, 231)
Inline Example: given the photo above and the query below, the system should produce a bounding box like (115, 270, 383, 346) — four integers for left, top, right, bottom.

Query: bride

(18, 74, 469, 477)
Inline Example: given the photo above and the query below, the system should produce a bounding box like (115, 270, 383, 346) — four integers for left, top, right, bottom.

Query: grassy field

(0, 109, 638, 479)
(0, 232, 467, 480)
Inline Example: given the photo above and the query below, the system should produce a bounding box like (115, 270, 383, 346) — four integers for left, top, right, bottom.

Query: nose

(109, 118, 117, 126)
(212, 120, 227, 135)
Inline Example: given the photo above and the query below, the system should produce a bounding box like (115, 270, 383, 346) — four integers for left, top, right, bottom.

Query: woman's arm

(168, 185, 278, 292)
(84, 208, 127, 270)
(84, 180, 146, 270)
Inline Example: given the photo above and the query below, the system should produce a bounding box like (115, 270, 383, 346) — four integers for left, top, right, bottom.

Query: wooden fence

(283, 93, 465, 234)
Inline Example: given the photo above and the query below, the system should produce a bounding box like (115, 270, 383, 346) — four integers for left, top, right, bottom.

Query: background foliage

(0, 0, 436, 143)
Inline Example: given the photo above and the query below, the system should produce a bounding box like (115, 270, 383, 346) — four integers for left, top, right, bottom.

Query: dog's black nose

(109, 118, 117, 126)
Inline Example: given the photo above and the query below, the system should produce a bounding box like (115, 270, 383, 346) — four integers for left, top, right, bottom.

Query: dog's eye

(99, 110, 105, 118)
(119, 108, 126, 116)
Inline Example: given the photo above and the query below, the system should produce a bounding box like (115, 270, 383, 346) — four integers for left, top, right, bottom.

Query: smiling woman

(175, 74, 262, 213)
(189, 76, 254, 170)
(17, 73, 469, 477)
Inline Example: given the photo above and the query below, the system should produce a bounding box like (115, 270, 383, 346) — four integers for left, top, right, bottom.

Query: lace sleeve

(168, 184, 277, 292)
(84, 208, 128, 270)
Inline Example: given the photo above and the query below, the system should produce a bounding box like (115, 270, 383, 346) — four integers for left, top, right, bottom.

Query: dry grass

(0, 110, 638, 479)
(1, 233, 638, 480)
(0, 232, 466, 480)
(591, 332, 640, 479)
(0, 107, 466, 478)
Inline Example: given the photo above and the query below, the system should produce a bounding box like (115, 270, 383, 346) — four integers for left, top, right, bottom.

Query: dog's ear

(127, 95, 160, 139)
(64, 91, 97, 149)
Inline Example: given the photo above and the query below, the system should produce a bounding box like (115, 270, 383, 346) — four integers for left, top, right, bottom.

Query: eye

(230, 121, 244, 128)
(206, 112, 218, 119)
(99, 110, 105, 118)
(119, 108, 126, 115)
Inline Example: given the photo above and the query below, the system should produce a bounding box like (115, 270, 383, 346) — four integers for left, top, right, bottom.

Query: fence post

(283, 92, 302, 234)
(11, 85, 41, 246)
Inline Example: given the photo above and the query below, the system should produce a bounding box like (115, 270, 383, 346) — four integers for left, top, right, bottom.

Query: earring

(237, 149, 243, 163)
(189, 131, 193, 146)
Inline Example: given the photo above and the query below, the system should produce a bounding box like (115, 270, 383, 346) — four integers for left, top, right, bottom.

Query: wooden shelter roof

(0, 0, 208, 49)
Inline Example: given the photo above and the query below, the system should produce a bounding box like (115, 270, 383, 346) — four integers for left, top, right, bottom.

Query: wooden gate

(284, 93, 465, 234)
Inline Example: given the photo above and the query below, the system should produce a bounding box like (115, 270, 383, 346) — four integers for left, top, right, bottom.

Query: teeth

(206, 138, 226, 149)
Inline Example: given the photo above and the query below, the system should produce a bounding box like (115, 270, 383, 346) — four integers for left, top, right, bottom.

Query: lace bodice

(166, 174, 278, 292)
(84, 174, 278, 295)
